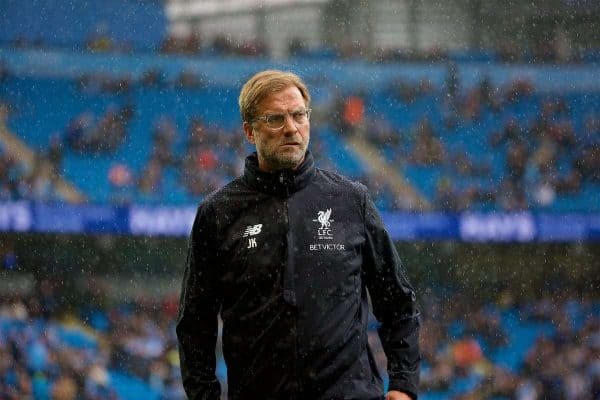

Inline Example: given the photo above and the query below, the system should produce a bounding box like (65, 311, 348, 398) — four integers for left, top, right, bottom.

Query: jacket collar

(243, 151, 316, 196)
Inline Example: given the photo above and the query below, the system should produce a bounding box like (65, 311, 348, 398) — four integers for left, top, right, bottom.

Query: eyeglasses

(252, 108, 311, 130)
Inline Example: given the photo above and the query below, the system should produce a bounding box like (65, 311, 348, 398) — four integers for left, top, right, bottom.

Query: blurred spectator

(524, 146, 558, 207)
(343, 95, 365, 128)
(434, 177, 462, 211)
(150, 116, 179, 168)
(108, 163, 134, 205)
(64, 104, 134, 154)
(78, 73, 133, 95)
(65, 111, 95, 151)
(174, 70, 205, 89)
(451, 151, 491, 178)
(0, 60, 9, 83)
(366, 117, 404, 159)
(288, 38, 307, 57)
(238, 40, 267, 57)
(573, 114, 600, 183)
(506, 140, 529, 183)
(138, 158, 163, 199)
(478, 75, 501, 111)
(575, 144, 600, 183)
(451, 338, 483, 369)
(445, 62, 459, 108)
(51, 375, 78, 400)
(178, 117, 244, 198)
(409, 119, 447, 166)
(93, 104, 135, 153)
(159, 33, 202, 55)
(139, 68, 166, 87)
(334, 92, 366, 136)
(210, 35, 236, 56)
(505, 79, 534, 104)
(490, 118, 523, 148)
(390, 78, 433, 104)
(47, 133, 63, 173)
(2, 154, 60, 202)
(496, 178, 527, 211)
(85, 24, 114, 53)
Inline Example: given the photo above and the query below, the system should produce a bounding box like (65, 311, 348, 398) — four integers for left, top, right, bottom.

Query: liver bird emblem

(315, 208, 333, 229)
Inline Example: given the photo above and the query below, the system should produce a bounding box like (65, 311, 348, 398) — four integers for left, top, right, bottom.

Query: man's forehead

(258, 86, 306, 112)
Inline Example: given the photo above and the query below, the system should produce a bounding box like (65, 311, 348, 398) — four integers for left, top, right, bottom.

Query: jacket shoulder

(196, 177, 248, 210)
(191, 178, 249, 235)
(315, 168, 369, 196)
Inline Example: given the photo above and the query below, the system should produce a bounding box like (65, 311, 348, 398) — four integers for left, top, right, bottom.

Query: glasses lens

(293, 111, 307, 124)
(266, 114, 285, 129)
(260, 109, 311, 129)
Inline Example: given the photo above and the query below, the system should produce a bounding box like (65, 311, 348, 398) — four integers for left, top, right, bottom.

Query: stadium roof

(167, 0, 329, 19)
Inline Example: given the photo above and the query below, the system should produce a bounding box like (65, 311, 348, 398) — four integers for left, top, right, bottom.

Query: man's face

(243, 85, 310, 172)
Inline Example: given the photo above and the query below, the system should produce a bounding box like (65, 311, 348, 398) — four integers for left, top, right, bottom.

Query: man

(177, 70, 420, 400)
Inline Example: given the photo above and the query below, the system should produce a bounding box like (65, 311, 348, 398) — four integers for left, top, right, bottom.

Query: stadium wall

(2, 232, 598, 303)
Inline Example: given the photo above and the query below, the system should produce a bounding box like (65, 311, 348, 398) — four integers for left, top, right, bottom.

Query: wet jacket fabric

(176, 151, 420, 400)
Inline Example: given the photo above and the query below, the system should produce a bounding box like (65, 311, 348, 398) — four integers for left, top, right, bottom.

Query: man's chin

(272, 153, 305, 170)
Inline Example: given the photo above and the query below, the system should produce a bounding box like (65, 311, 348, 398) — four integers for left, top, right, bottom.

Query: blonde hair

(238, 70, 311, 123)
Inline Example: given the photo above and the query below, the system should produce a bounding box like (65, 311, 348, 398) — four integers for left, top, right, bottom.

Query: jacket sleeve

(176, 203, 222, 400)
(361, 190, 421, 399)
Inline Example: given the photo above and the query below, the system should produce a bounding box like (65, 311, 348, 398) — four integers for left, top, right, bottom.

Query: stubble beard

(259, 140, 308, 171)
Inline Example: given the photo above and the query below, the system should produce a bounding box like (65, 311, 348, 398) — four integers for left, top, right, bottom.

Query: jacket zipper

(280, 178, 302, 395)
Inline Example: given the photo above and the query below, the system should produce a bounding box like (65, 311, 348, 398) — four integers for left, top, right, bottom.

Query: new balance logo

(243, 224, 262, 237)
(243, 224, 262, 249)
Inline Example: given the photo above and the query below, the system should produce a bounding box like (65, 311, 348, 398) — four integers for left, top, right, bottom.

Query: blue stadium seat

(109, 371, 161, 400)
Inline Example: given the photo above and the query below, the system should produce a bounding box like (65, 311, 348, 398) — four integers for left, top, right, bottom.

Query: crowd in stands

(421, 294, 600, 399)
(2, 67, 598, 211)
(0, 277, 184, 400)
(103, 113, 249, 205)
(0, 95, 63, 203)
(351, 70, 599, 212)
(465, 81, 597, 211)
(0, 145, 62, 203)
(159, 33, 268, 58)
(1, 272, 598, 400)
(0, 44, 597, 210)
(178, 118, 245, 197)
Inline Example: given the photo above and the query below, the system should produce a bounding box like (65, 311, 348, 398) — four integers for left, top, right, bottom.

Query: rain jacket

(177, 151, 420, 400)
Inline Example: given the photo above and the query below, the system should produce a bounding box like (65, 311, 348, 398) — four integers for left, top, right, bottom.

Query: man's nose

(282, 113, 299, 133)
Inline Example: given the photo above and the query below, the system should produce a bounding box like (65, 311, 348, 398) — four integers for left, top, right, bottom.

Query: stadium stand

(1, 276, 599, 399)
(0, 1, 599, 399)
(1, 54, 598, 211)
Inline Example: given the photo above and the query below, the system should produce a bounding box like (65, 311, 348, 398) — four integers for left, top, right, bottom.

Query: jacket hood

(242, 151, 316, 196)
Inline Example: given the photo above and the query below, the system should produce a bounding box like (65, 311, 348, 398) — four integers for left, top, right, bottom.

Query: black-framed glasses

(252, 108, 311, 130)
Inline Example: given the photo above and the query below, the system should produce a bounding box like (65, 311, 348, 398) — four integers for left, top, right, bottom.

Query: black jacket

(177, 152, 420, 400)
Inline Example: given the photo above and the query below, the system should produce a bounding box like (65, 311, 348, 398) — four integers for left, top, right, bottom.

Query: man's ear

(243, 121, 255, 144)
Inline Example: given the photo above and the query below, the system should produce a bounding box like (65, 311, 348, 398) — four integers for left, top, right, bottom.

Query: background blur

(0, 0, 599, 399)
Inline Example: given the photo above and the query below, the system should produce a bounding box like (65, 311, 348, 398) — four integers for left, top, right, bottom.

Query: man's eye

(296, 110, 311, 120)
(267, 114, 285, 124)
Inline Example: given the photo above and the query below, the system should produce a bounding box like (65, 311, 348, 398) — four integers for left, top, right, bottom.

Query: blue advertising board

(1, 202, 599, 242)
